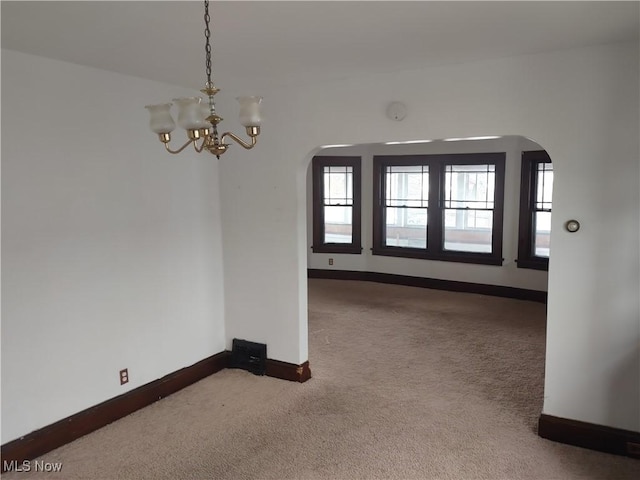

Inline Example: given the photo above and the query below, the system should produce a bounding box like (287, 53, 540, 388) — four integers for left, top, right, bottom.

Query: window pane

(444, 164, 495, 209)
(386, 165, 428, 207)
(444, 210, 493, 253)
(385, 207, 427, 248)
(324, 166, 353, 205)
(535, 163, 553, 210)
(443, 164, 495, 254)
(534, 162, 552, 256)
(324, 206, 352, 243)
(534, 211, 551, 257)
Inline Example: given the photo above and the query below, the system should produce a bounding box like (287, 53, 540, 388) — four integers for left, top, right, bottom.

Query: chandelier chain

(204, 0, 213, 87)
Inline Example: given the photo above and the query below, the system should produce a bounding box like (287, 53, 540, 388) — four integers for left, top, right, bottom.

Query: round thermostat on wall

(565, 220, 580, 233)
(386, 101, 407, 121)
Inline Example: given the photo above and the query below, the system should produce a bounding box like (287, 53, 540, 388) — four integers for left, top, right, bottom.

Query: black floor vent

(230, 339, 267, 376)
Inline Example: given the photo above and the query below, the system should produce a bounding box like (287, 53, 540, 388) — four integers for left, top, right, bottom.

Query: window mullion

(428, 159, 442, 253)
(491, 158, 505, 258)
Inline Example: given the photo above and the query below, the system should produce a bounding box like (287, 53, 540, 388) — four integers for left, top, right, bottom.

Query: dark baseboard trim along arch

(538, 414, 640, 459)
(307, 269, 547, 303)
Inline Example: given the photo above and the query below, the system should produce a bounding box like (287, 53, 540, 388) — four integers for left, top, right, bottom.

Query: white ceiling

(2, 1, 639, 92)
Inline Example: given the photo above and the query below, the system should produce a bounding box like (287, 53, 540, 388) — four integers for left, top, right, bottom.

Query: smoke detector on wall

(386, 101, 407, 121)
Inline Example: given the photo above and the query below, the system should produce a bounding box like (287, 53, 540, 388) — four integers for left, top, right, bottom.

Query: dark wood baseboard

(308, 269, 547, 303)
(1, 350, 312, 471)
(266, 359, 312, 383)
(1, 351, 231, 471)
(538, 414, 640, 459)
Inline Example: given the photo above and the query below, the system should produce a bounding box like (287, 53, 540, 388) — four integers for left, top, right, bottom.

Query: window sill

(312, 244, 363, 255)
(372, 247, 503, 266)
(516, 258, 549, 271)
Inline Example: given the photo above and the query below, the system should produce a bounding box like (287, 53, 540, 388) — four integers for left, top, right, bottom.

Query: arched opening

(303, 134, 553, 429)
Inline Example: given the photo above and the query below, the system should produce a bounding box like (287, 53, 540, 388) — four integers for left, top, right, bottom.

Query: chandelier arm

(193, 137, 208, 153)
(220, 131, 258, 150)
(164, 139, 195, 155)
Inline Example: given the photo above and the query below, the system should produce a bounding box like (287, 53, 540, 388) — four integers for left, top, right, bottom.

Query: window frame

(311, 156, 362, 254)
(517, 150, 552, 271)
(372, 153, 505, 266)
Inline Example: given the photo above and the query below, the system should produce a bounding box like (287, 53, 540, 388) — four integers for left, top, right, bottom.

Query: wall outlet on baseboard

(119, 368, 129, 385)
(328, 258, 334, 266)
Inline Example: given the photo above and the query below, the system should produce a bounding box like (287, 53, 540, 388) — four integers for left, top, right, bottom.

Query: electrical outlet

(119, 368, 129, 385)
(329, 258, 334, 266)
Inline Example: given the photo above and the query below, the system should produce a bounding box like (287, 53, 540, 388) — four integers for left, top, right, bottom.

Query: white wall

(1, 50, 227, 443)
(306, 136, 548, 292)
(220, 42, 639, 432)
(2, 40, 637, 444)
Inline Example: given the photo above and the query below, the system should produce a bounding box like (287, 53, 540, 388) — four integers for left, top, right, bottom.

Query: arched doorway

(304, 134, 553, 428)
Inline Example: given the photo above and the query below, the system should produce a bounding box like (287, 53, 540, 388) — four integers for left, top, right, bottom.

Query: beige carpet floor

(4, 279, 639, 479)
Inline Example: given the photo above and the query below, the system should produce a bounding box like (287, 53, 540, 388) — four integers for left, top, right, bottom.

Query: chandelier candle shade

(145, 0, 262, 158)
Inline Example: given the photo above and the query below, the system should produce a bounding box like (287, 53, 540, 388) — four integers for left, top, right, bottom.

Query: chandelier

(144, 0, 262, 159)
